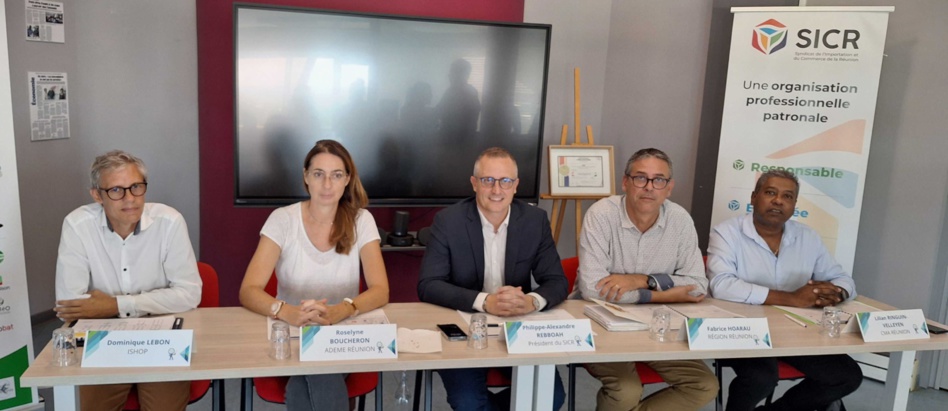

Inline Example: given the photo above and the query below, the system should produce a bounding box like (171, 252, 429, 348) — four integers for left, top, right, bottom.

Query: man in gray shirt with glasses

(576, 148, 717, 411)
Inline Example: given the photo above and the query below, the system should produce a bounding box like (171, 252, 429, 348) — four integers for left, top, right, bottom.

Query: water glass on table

(821, 306, 843, 338)
(468, 313, 488, 349)
(649, 308, 672, 342)
(270, 321, 292, 360)
(52, 328, 77, 367)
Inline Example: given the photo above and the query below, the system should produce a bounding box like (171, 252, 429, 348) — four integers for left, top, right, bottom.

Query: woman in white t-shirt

(240, 139, 389, 411)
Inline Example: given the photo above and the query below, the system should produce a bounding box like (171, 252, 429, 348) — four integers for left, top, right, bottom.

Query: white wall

(524, 0, 613, 258)
(4, 0, 199, 316)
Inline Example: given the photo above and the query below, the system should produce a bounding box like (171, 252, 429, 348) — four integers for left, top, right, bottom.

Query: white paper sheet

(71, 315, 177, 339)
(397, 328, 443, 353)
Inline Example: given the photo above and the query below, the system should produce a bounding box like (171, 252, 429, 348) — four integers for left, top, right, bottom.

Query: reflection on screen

(236, 6, 550, 205)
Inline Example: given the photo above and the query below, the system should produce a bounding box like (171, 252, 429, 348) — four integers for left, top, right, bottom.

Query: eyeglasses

(475, 176, 518, 189)
(308, 170, 348, 184)
(626, 173, 670, 189)
(98, 182, 148, 201)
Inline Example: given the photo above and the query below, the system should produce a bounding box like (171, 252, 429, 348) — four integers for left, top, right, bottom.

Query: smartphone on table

(437, 323, 468, 341)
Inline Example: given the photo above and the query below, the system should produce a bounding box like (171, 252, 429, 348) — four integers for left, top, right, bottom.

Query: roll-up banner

(711, 7, 893, 274)
(0, 5, 39, 410)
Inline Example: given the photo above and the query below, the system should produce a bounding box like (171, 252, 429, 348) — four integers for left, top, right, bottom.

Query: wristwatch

(343, 297, 360, 316)
(646, 275, 658, 291)
(530, 295, 541, 311)
(270, 300, 285, 319)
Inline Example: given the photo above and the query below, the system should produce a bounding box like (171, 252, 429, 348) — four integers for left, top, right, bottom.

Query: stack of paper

(583, 305, 649, 332)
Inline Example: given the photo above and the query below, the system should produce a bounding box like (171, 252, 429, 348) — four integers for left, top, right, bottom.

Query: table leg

(511, 365, 535, 411)
(53, 385, 77, 411)
(424, 370, 433, 411)
(212, 379, 225, 411)
(534, 364, 555, 411)
(883, 350, 915, 411)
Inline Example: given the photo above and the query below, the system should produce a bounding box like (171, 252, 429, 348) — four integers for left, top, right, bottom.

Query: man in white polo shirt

(54, 150, 201, 411)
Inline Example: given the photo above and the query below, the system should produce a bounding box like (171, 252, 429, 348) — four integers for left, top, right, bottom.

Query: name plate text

(504, 320, 595, 354)
(300, 324, 397, 361)
(82, 330, 193, 367)
(857, 309, 930, 342)
(685, 318, 771, 351)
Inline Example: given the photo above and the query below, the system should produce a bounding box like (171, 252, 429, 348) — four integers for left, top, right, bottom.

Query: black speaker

(387, 211, 414, 246)
(417, 227, 432, 246)
(392, 211, 410, 237)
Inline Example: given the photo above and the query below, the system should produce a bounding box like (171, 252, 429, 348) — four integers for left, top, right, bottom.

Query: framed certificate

(548, 145, 615, 196)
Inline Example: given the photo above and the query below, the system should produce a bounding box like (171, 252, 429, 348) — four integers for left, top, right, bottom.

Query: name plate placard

(504, 320, 595, 354)
(81, 330, 193, 367)
(856, 309, 930, 342)
(300, 324, 397, 361)
(685, 318, 771, 351)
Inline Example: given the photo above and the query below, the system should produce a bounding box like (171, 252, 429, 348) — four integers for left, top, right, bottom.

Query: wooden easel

(540, 68, 610, 255)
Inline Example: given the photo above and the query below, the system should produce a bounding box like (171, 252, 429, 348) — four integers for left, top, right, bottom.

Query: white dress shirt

(472, 206, 547, 312)
(55, 203, 202, 318)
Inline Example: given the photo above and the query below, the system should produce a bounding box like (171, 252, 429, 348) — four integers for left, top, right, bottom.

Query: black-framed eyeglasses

(626, 173, 670, 189)
(475, 176, 518, 189)
(98, 182, 148, 200)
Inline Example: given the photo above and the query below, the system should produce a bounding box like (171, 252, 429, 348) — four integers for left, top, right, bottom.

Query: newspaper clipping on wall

(28, 71, 70, 141)
(25, 0, 64, 43)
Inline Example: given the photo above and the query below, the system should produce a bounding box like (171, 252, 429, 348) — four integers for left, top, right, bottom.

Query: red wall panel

(197, 0, 524, 306)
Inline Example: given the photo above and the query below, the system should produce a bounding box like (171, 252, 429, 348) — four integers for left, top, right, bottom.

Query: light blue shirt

(707, 213, 856, 305)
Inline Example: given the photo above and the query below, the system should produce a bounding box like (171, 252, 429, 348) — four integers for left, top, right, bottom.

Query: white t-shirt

(261, 203, 380, 306)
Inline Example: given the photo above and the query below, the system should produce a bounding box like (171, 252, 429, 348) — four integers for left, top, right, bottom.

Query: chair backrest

(197, 262, 220, 308)
(561, 257, 579, 294)
(264, 272, 278, 297)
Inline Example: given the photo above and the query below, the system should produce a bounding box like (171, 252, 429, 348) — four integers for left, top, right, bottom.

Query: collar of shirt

(98, 204, 151, 236)
(739, 213, 798, 253)
(476, 205, 511, 234)
(619, 196, 667, 233)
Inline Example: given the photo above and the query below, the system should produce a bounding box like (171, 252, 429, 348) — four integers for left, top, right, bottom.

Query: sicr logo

(728, 200, 741, 211)
(733, 160, 745, 171)
(752, 19, 788, 55)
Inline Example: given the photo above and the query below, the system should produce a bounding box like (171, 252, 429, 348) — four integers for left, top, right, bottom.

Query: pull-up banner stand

(0, 5, 40, 410)
(710, 6, 893, 274)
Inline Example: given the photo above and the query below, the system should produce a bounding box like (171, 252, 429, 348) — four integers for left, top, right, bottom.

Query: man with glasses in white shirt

(54, 150, 201, 411)
(576, 148, 718, 411)
(418, 147, 568, 411)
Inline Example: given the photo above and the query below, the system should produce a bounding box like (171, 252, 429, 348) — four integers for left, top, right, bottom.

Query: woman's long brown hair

(303, 140, 368, 255)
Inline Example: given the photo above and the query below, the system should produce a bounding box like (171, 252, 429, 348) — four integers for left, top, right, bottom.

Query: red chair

(123, 262, 223, 411)
(240, 274, 380, 411)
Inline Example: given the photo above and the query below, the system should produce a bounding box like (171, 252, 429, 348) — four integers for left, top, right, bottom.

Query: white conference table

(21, 298, 948, 411)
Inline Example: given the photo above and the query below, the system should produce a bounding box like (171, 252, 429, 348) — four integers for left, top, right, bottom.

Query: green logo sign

(0, 250, 5, 264)
(733, 159, 745, 170)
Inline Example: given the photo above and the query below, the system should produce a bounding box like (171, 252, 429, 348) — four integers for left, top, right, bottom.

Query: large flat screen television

(235, 5, 551, 206)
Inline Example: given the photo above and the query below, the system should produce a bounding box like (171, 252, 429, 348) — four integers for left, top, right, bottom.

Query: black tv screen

(235, 5, 551, 206)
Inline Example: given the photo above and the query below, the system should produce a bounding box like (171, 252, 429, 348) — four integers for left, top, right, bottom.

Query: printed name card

(856, 309, 930, 342)
(300, 324, 397, 361)
(684, 318, 772, 351)
(81, 330, 193, 367)
(504, 320, 595, 354)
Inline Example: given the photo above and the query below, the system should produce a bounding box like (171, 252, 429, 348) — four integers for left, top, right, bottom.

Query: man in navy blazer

(418, 147, 567, 411)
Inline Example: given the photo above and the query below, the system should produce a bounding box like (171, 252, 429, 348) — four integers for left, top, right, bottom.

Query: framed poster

(548, 145, 615, 196)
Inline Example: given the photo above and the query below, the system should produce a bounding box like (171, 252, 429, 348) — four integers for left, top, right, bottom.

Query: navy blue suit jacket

(417, 198, 568, 312)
